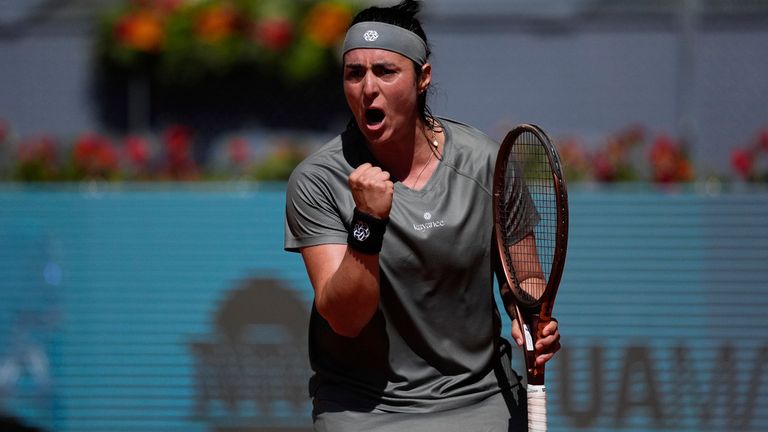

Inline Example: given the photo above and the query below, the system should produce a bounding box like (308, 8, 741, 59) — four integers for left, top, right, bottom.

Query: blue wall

(1, 183, 767, 431)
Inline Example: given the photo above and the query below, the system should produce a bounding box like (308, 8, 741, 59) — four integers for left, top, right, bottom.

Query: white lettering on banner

(556, 343, 768, 430)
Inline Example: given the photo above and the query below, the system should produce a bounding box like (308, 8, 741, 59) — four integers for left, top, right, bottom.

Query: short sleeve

(284, 167, 349, 252)
(502, 161, 541, 246)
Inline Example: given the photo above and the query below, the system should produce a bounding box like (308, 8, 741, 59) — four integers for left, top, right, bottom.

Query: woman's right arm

(300, 162, 394, 338)
(301, 243, 381, 338)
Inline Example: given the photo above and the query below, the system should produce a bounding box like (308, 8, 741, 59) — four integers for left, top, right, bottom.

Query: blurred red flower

(16, 135, 59, 181)
(124, 135, 151, 168)
(730, 148, 754, 180)
(649, 134, 693, 183)
(253, 17, 294, 52)
(73, 133, 120, 178)
(162, 125, 198, 179)
(228, 137, 251, 167)
(588, 126, 645, 182)
(154, 0, 184, 14)
(757, 128, 768, 153)
(591, 150, 617, 182)
(0, 118, 9, 143)
(164, 124, 190, 154)
(18, 135, 57, 164)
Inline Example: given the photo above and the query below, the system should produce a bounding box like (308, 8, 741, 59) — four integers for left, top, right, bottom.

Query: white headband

(342, 21, 428, 65)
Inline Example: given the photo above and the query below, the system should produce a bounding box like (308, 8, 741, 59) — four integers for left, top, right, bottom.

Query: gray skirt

(311, 339, 528, 432)
(312, 384, 527, 432)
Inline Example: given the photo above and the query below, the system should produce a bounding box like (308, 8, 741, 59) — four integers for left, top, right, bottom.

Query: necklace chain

(412, 127, 440, 189)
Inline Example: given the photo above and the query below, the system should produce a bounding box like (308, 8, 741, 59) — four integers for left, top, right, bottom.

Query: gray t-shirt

(284, 118, 517, 413)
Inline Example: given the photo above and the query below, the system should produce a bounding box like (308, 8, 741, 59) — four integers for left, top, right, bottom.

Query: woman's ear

(418, 63, 432, 94)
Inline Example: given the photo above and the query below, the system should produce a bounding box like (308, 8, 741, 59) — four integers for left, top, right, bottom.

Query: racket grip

(527, 384, 547, 432)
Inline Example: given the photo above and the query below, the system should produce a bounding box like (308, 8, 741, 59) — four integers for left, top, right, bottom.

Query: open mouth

(365, 108, 385, 126)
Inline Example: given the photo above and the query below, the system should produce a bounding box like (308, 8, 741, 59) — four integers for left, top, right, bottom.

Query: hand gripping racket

(492, 124, 569, 432)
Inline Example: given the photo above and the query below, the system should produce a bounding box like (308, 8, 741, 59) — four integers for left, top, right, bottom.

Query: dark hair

(349, 0, 436, 130)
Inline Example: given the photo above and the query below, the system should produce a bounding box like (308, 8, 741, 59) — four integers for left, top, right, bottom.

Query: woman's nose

(362, 72, 378, 98)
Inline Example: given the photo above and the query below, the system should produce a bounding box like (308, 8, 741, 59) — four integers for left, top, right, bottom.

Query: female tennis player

(284, 1, 561, 430)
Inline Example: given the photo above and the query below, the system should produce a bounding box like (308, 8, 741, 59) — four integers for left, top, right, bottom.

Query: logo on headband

(363, 30, 379, 42)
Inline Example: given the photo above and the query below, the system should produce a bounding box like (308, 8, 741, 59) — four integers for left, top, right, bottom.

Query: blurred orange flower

(557, 137, 591, 182)
(649, 134, 694, 183)
(304, 2, 353, 47)
(115, 10, 165, 52)
(195, 3, 239, 43)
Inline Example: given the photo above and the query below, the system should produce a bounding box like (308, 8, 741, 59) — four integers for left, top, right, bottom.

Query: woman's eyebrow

(373, 61, 399, 69)
(344, 61, 399, 69)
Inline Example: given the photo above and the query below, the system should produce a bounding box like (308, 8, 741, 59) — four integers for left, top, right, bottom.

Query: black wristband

(347, 208, 389, 254)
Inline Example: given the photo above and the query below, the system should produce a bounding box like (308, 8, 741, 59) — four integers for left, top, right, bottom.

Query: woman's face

(343, 48, 430, 148)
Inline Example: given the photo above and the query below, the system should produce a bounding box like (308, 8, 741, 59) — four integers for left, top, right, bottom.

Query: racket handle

(527, 384, 547, 432)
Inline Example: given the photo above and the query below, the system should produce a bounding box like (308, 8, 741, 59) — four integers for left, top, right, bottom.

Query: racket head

(492, 124, 569, 313)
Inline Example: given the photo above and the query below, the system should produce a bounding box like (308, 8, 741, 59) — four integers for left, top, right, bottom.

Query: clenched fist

(349, 163, 394, 219)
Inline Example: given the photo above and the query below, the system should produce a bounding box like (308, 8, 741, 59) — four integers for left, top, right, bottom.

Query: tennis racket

(492, 124, 568, 432)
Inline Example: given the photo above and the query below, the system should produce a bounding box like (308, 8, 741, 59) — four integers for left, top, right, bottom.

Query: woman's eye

(345, 70, 363, 80)
(378, 69, 397, 79)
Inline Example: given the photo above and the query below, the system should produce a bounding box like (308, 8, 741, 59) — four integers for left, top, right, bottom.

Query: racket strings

(499, 131, 557, 303)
